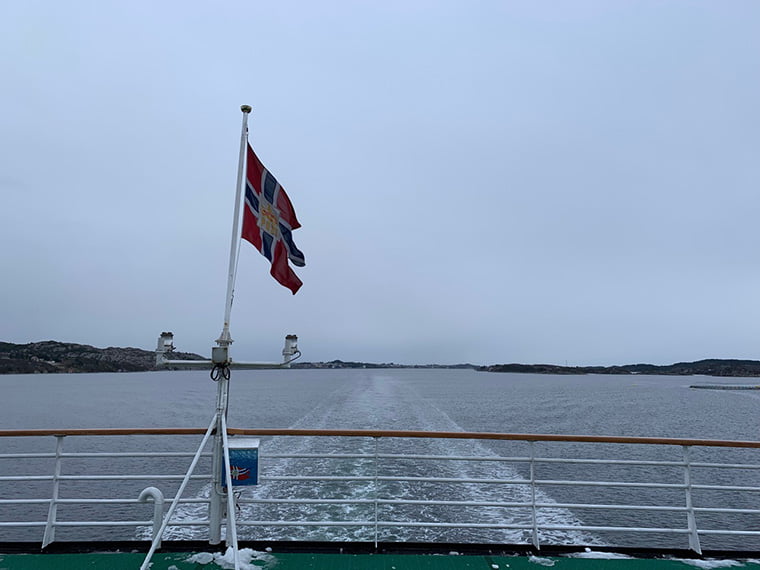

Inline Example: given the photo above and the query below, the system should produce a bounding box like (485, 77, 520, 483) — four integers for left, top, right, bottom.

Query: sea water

(1, 369, 758, 549)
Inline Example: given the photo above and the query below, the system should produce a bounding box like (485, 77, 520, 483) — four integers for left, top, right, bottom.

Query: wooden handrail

(0, 427, 758, 448)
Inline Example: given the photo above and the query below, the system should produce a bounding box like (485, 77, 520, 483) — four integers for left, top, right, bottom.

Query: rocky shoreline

(478, 359, 760, 377)
(0, 341, 204, 374)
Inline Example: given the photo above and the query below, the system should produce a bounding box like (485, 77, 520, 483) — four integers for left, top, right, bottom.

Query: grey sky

(2, 1, 759, 366)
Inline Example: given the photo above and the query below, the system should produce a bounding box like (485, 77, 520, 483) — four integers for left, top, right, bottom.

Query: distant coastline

(3, 340, 760, 377)
(291, 360, 476, 370)
(478, 360, 760, 377)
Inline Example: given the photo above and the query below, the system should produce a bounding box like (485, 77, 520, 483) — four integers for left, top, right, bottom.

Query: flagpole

(208, 105, 251, 546)
(216, 104, 251, 348)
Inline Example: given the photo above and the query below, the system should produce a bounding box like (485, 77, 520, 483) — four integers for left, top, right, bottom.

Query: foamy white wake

(144, 373, 599, 545)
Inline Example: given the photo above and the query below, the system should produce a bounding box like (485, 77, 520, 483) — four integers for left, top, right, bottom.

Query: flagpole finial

(241, 105, 252, 113)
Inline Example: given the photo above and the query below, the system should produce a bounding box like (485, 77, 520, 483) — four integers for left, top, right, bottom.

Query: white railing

(0, 428, 758, 554)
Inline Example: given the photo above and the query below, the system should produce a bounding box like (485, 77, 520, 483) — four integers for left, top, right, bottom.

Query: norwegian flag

(241, 143, 305, 294)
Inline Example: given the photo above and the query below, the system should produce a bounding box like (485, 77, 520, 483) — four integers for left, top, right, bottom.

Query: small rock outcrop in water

(0, 341, 204, 374)
(478, 359, 760, 377)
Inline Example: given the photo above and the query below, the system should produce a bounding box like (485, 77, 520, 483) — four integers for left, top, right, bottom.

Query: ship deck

(1, 549, 759, 569)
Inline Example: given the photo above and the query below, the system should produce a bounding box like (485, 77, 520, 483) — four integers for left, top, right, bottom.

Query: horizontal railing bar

(5, 497, 754, 515)
(265, 453, 760, 471)
(234, 498, 694, 512)
(380, 476, 693, 490)
(1, 428, 758, 448)
(540, 525, 689, 534)
(0, 499, 52, 504)
(0, 520, 211, 528)
(380, 499, 532, 508)
(0, 454, 57, 459)
(694, 507, 760, 514)
(16, 497, 752, 515)
(382, 500, 687, 512)
(235, 520, 532, 529)
(0, 476, 54, 481)
(539, 459, 759, 469)
(0, 498, 209, 505)
(235, 520, 373, 527)
(379, 454, 527, 463)
(48, 521, 152, 527)
(240, 498, 533, 508)
(698, 529, 760, 536)
(63, 497, 208, 504)
(537, 479, 685, 489)
(537, 502, 686, 512)
(690, 462, 760, 470)
(61, 452, 211, 458)
(0, 428, 209, 437)
(57, 475, 209, 481)
(16, 518, 742, 536)
(0, 476, 749, 491)
(54, 520, 211, 527)
(263, 476, 375, 482)
(232, 429, 760, 448)
(240, 498, 375, 505)
(377, 476, 529, 484)
(376, 454, 690, 467)
(233, 520, 694, 534)
(378, 521, 553, 530)
(393, 523, 690, 533)
(692, 484, 760, 492)
(379, 454, 527, 462)
(511, 456, 683, 467)
(0, 452, 211, 459)
(11, 518, 616, 530)
(0, 475, 209, 482)
(266, 454, 375, 460)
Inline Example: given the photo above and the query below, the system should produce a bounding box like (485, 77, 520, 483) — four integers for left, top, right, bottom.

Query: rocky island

(0, 341, 204, 374)
(478, 359, 760, 377)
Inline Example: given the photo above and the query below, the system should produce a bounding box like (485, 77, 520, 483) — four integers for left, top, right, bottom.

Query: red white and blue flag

(241, 144, 305, 294)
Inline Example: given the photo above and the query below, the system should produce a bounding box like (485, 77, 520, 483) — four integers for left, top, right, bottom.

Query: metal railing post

(682, 445, 702, 554)
(138, 487, 165, 548)
(529, 441, 540, 549)
(42, 435, 64, 549)
(374, 437, 379, 549)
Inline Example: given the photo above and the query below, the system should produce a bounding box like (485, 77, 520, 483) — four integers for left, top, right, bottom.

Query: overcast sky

(2, 1, 759, 366)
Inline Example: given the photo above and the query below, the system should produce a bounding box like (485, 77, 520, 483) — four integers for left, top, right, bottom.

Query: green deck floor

(1, 551, 758, 570)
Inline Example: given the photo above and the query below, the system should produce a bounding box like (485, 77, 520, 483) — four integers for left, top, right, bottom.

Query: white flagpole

(216, 104, 251, 347)
(208, 105, 250, 545)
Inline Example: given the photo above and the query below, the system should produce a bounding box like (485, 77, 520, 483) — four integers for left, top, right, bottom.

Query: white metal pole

(210, 105, 251, 544)
(216, 104, 252, 347)
(221, 413, 241, 569)
(140, 414, 218, 570)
